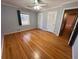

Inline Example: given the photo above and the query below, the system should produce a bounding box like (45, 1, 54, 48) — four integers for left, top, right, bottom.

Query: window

(20, 14, 30, 26)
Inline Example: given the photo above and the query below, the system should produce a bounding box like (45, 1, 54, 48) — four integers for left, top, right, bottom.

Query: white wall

(38, 1, 78, 36)
(1, 5, 38, 56)
(72, 36, 78, 59)
(1, 5, 37, 34)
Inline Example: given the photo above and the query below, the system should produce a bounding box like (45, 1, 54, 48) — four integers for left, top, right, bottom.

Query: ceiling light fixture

(33, 5, 42, 10)
(33, 0, 42, 10)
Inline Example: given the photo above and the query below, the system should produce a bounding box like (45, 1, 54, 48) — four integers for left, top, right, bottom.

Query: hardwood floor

(2, 29, 72, 59)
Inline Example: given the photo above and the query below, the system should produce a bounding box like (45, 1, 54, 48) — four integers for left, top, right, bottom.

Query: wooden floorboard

(2, 29, 72, 59)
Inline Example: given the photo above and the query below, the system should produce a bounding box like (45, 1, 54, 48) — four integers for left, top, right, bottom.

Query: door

(59, 8, 78, 40)
(38, 13, 43, 29)
(47, 11, 57, 33)
(38, 12, 47, 31)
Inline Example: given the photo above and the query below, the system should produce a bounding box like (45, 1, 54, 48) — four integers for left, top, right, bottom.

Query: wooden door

(59, 8, 78, 39)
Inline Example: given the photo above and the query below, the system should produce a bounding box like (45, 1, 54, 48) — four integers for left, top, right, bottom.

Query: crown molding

(2, 2, 19, 8)
(1, 0, 78, 12)
(40, 0, 78, 12)
(2, 2, 34, 10)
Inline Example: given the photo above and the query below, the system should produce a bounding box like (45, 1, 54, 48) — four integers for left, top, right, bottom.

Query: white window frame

(20, 14, 30, 26)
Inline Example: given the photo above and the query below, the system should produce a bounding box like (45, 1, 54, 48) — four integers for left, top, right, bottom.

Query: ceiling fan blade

(34, 0, 38, 4)
(27, 0, 47, 8)
(38, 0, 41, 3)
(38, 4, 46, 6)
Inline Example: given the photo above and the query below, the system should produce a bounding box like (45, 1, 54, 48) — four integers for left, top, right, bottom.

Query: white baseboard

(4, 28, 37, 35)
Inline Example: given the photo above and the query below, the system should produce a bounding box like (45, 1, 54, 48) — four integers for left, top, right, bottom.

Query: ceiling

(2, 0, 78, 11)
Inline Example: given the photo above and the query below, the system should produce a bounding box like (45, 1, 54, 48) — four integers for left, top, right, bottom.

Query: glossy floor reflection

(23, 33, 31, 43)
(2, 29, 72, 59)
